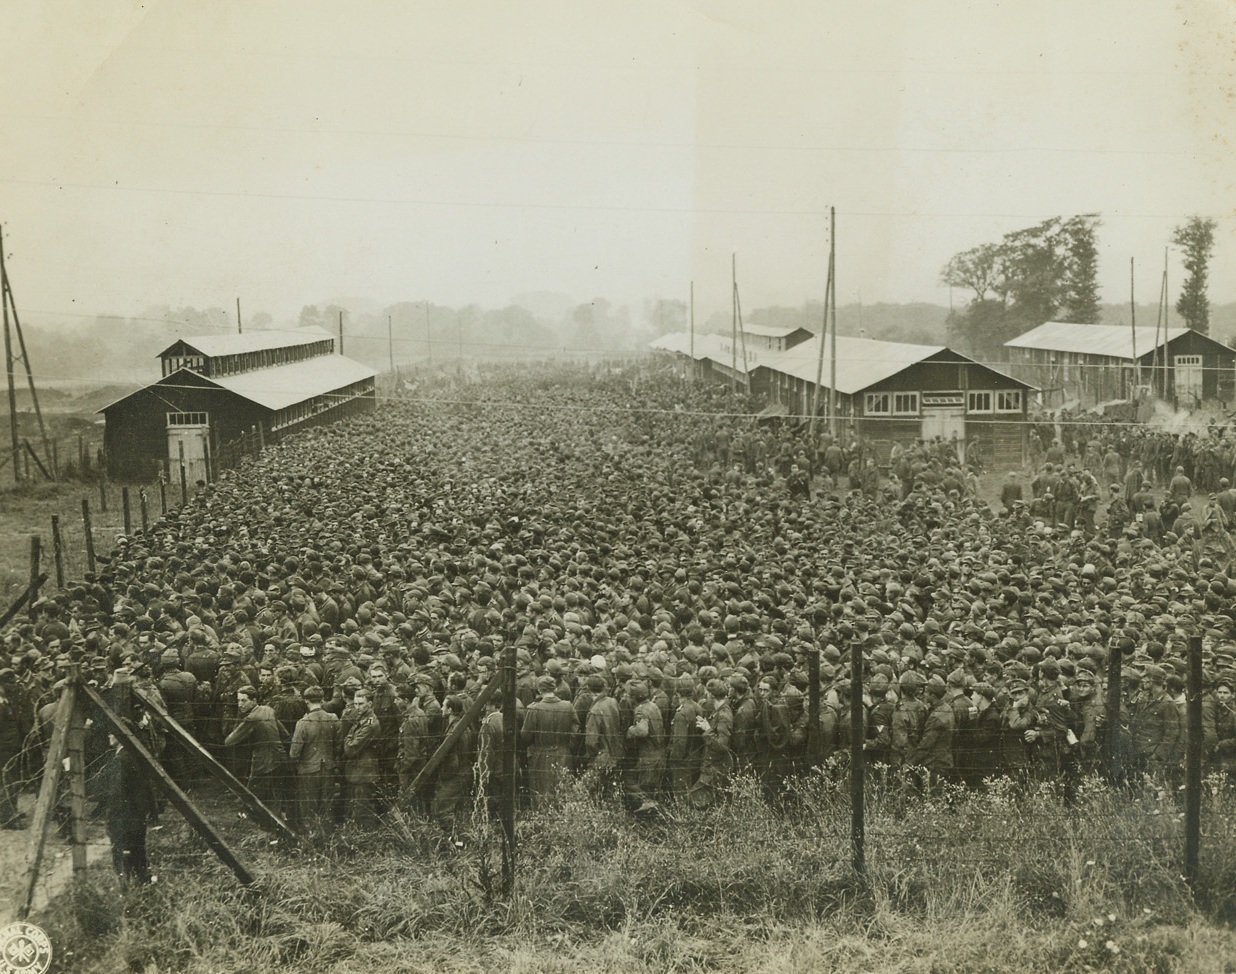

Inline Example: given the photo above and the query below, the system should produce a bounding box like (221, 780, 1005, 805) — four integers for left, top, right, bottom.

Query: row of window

(864, 390, 1023, 415)
(270, 381, 372, 431)
(209, 340, 335, 378)
(167, 412, 208, 426)
(162, 356, 205, 376)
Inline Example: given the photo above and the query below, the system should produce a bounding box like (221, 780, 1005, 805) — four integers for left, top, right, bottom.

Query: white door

(167, 412, 210, 485)
(921, 407, 965, 459)
(1175, 355, 1203, 405)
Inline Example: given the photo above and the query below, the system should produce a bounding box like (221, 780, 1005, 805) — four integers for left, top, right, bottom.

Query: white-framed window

(865, 392, 890, 414)
(893, 392, 919, 415)
(996, 390, 1023, 412)
(167, 412, 208, 427)
(967, 391, 993, 413)
(1174, 355, 1202, 367)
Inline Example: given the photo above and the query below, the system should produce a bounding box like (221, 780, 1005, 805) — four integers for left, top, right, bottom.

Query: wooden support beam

(16, 683, 75, 919)
(67, 687, 89, 877)
(23, 439, 51, 480)
(0, 572, 48, 628)
(80, 683, 256, 887)
(132, 688, 299, 846)
(404, 676, 501, 797)
(27, 535, 41, 617)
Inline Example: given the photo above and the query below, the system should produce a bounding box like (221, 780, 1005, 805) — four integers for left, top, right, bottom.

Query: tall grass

(32, 771, 1236, 973)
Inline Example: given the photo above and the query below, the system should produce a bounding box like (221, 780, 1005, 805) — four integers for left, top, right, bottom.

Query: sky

(2, 0, 1234, 340)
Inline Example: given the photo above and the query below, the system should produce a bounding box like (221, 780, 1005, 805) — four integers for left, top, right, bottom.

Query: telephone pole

(1, 226, 51, 482)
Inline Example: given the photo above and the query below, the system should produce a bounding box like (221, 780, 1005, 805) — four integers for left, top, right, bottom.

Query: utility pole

(236, 297, 243, 334)
(2, 241, 18, 483)
(730, 255, 738, 398)
(388, 315, 395, 372)
(1130, 258, 1139, 394)
(735, 262, 750, 384)
(2, 226, 52, 482)
(689, 280, 694, 381)
(828, 206, 838, 437)
(338, 310, 344, 356)
(425, 302, 433, 365)
(809, 246, 834, 441)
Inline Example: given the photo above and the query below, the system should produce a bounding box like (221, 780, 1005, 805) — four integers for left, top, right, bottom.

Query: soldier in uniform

(624, 680, 666, 813)
(521, 675, 577, 808)
(891, 670, 927, 771)
(909, 675, 955, 793)
(688, 678, 733, 808)
(289, 685, 340, 836)
(667, 675, 704, 800)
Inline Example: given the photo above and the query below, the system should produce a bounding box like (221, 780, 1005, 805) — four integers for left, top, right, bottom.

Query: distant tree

(940, 242, 1007, 305)
(941, 214, 1101, 359)
(1172, 216, 1217, 334)
(1060, 214, 1102, 323)
(646, 298, 688, 336)
(298, 303, 345, 333)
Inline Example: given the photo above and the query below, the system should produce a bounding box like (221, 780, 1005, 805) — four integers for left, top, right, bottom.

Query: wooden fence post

(501, 642, 518, 895)
(850, 637, 865, 876)
(81, 498, 96, 574)
(122, 486, 132, 535)
(1184, 634, 1203, 890)
(28, 535, 41, 614)
(67, 668, 89, 878)
(51, 515, 64, 589)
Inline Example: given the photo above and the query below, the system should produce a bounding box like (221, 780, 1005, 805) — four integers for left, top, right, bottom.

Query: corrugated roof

(99, 354, 377, 414)
(742, 323, 808, 339)
(212, 355, 377, 410)
(771, 334, 947, 395)
(1005, 321, 1187, 359)
(652, 330, 1031, 394)
(158, 327, 335, 359)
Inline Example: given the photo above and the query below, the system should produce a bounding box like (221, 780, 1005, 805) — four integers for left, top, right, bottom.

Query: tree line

(941, 215, 1218, 361)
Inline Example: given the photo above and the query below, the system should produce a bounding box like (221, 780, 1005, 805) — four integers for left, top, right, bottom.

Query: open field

(23, 771, 1236, 974)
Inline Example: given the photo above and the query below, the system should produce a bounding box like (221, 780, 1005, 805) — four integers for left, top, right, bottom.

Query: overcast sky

(2, 0, 1234, 336)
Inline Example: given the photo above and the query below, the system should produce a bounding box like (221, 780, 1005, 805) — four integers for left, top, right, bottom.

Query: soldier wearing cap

(688, 678, 734, 808)
(909, 675, 955, 792)
(728, 673, 757, 772)
(624, 680, 666, 813)
(1069, 668, 1104, 776)
(289, 685, 340, 836)
(1130, 663, 1181, 784)
(999, 680, 1035, 786)
(891, 670, 927, 769)
(584, 674, 623, 795)
(521, 674, 577, 808)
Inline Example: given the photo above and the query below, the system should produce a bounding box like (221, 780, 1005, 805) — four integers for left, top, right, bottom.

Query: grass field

(0, 480, 145, 610)
(26, 771, 1236, 974)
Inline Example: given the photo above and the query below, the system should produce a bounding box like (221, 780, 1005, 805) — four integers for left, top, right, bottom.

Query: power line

(0, 112, 1193, 157)
(4, 177, 1229, 221)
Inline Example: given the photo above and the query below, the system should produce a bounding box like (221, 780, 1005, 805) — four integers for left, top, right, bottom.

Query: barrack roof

(1005, 321, 1188, 359)
(157, 327, 334, 360)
